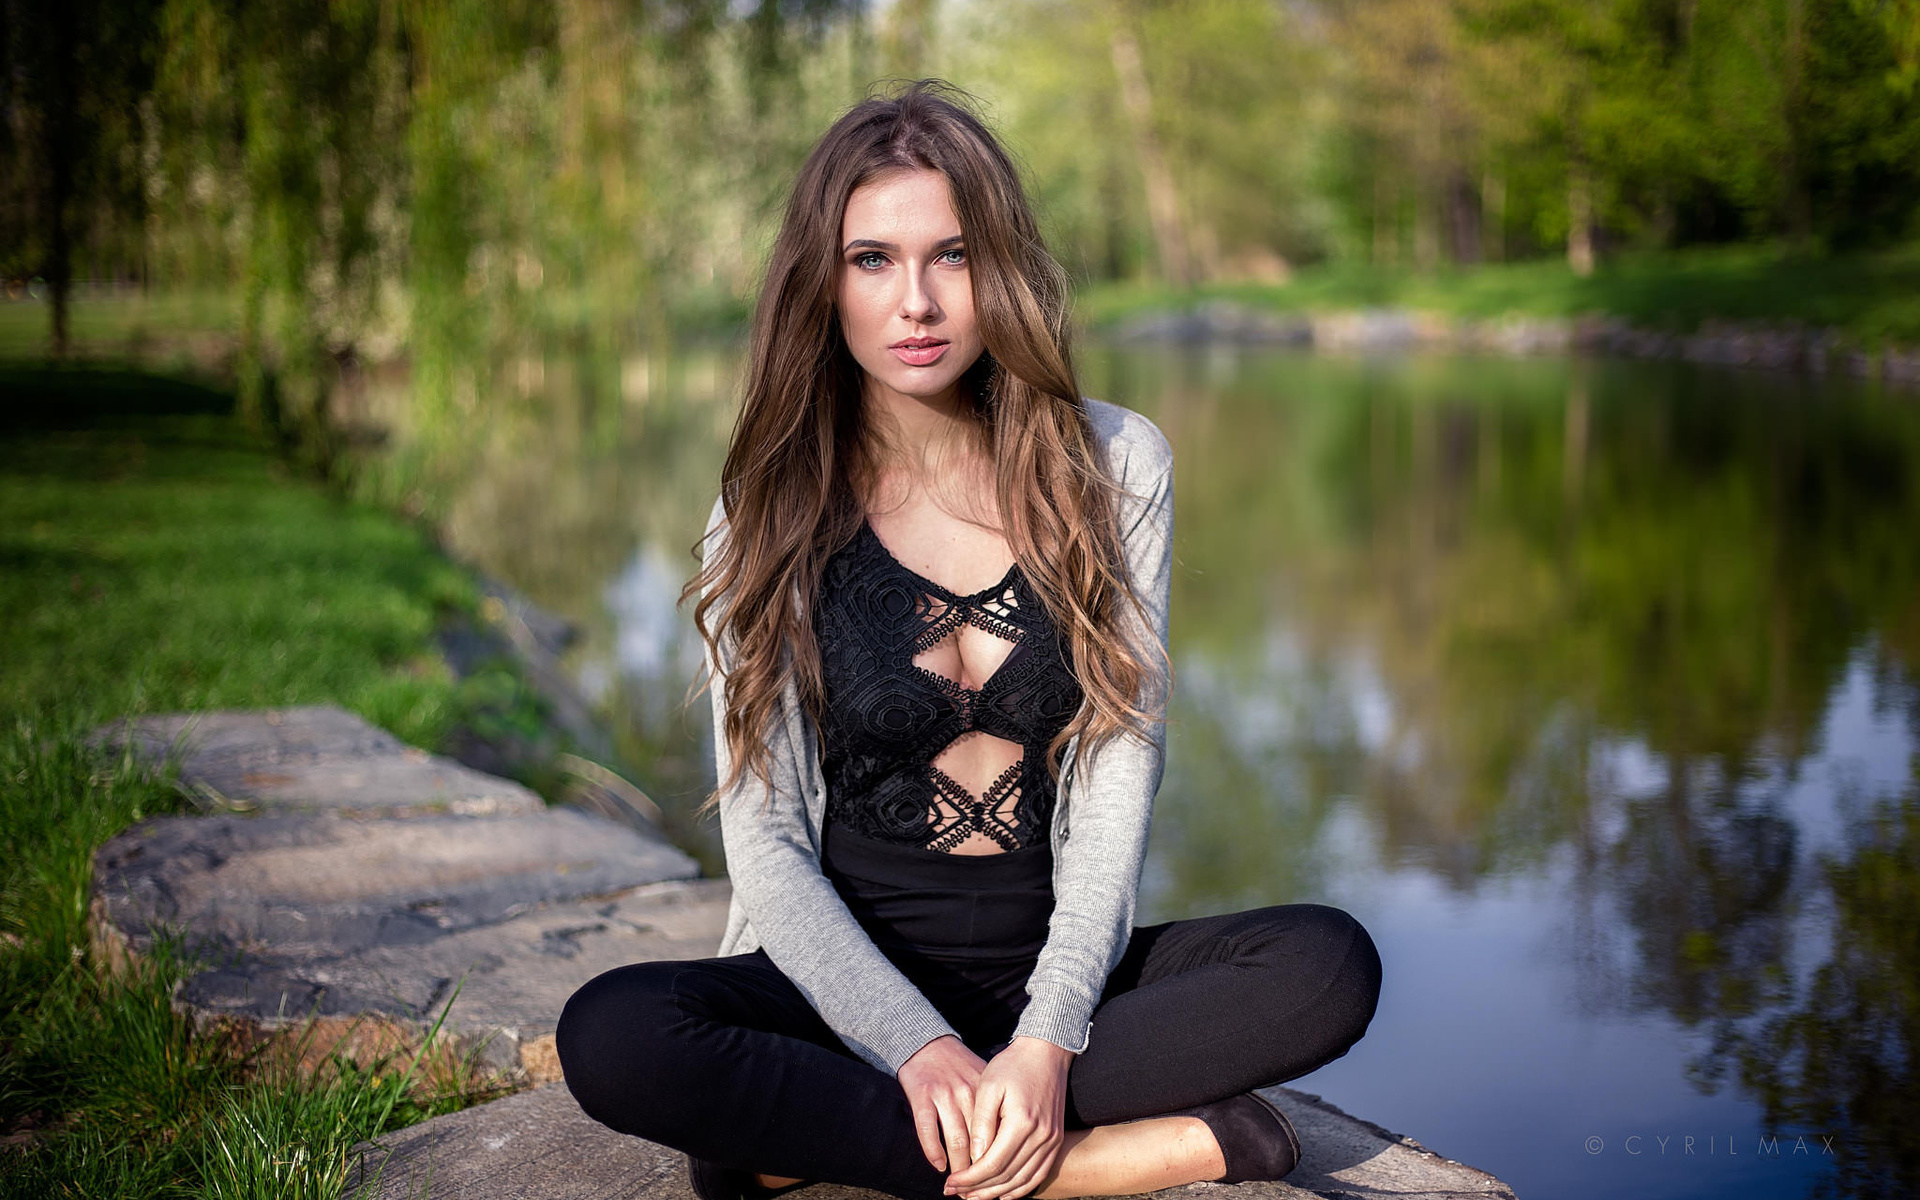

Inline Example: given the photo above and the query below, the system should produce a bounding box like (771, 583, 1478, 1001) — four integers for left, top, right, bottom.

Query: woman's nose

(899, 263, 941, 322)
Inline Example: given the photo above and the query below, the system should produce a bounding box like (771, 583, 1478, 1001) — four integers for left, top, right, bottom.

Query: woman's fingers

(899, 1036, 990, 1177)
(910, 1091, 947, 1171)
(967, 1080, 1005, 1164)
(949, 1101, 1034, 1192)
(934, 1091, 974, 1175)
(969, 1128, 1060, 1200)
(995, 1139, 1056, 1200)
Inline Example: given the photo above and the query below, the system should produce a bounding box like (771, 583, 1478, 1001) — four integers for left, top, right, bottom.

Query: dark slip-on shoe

(1166, 1090, 1302, 1184)
(686, 1156, 812, 1200)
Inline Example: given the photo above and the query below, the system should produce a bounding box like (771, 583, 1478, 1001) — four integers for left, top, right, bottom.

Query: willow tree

(1, 0, 161, 356)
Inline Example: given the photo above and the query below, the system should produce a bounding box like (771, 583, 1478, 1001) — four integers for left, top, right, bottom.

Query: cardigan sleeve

(1011, 435, 1175, 1053)
(701, 494, 962, 1075)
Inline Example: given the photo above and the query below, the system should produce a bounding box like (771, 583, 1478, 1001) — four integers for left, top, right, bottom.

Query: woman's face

(835, 167, 985, 412)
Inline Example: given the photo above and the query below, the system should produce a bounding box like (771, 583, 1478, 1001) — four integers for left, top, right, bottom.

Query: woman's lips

(889, 339, 950, 367)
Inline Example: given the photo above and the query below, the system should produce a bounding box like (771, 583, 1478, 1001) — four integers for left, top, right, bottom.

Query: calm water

(388, 346, 1920, 1200)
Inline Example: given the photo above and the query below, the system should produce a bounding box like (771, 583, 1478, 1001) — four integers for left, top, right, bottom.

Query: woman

(556, 81, 1381, 1200)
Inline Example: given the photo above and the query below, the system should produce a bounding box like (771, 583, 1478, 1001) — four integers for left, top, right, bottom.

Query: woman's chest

(814, 522, 1081, 755)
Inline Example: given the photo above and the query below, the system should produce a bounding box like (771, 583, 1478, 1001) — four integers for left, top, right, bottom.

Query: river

(376, 343, 1920, 1200)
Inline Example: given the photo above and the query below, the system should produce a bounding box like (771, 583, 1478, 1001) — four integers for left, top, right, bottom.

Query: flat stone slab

(90, 706, 545, 817)
(349, 1079, 1516, 1200)
(290, 878, 732, 1043)
(92, 807, 706, 1066)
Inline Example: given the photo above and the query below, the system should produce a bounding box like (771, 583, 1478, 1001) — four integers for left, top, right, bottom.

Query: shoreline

(1096, 302, 1920, 386)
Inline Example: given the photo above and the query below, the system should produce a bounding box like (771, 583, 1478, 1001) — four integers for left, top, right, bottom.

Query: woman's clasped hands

(897, 1034, 1072, 1200)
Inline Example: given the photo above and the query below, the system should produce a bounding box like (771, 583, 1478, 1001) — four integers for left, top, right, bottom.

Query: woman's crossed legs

(556, 903, 1382, 1200)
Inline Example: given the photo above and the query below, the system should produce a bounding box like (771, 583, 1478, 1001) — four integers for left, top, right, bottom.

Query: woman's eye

(938, 248, 967, 265)
(854, 252, 888, 270)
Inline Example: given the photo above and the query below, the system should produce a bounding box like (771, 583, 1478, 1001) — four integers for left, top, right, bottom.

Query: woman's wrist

(1010, 983, 1095, 1054)
(1005, 1035, 1075, 1066)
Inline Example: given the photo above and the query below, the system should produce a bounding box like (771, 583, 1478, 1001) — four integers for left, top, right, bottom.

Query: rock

(90, 706, 545, 818)
(1094, 303, 1920, 390)
(1111, 303, 1314, 346)
(1310, 309, 1426, 352)
(95, 807, 699, 959)
(92, 806, 709, 1078)
(350, 1083, 679, 1200)
(348, 1080, 1516, 1200)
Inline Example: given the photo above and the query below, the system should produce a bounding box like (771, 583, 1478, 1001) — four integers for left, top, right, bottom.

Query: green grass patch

(1074, 244, 1920, 347)
(0, 366, 535, 1196)
(0, 292, 240, 366)
(0, 366, 482, 740)
(0, 720, 489, 1198)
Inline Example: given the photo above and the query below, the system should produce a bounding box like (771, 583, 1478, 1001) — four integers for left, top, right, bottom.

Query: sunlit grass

(0, 367, 485, 741)
(1075, 243, 1920, 346)
(0, 372, 529, 1196)
(0, 290, 239, 364)
(0, 718, 495, 1198)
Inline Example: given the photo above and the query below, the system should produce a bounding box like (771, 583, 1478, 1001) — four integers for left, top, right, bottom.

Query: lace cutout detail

(816, 520, 1084, 854)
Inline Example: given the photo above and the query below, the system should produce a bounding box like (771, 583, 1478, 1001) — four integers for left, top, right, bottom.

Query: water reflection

(373, 343, 1919, 1199)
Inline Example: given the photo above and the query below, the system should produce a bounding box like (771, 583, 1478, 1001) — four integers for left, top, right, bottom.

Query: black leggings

(556, 903, 1382, 1200)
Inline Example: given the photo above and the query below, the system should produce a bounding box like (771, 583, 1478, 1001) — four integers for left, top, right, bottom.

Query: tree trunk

(1445, 170, 1480, 265)
(881, 0, 938, 79)
(1373, 169, 1398, 267)
(1101, 154, 1129, 280)
(1783, 0, 1812, 248)
(1413, 182, 1439, 271)
(43, 2, 78, 358)
(1108, 24, 1191, 286)
(1481, 169, 1505, 263)
(1567, 153, 1595, 277)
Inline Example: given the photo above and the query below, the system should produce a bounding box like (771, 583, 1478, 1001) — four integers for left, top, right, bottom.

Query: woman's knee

(1236, 903, 1382, 1048)
(555, 960, 693, 1138)
(1295, 904, 1382, 1050)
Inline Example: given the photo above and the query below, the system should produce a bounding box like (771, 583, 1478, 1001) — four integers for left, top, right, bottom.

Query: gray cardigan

(701, 396, 1174, 1076)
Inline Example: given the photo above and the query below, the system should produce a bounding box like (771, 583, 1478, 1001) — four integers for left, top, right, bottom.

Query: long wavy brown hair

(683, 79, 1167, 806)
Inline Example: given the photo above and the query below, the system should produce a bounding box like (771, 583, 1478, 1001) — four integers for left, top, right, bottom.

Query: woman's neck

(860, 378, 992, 512)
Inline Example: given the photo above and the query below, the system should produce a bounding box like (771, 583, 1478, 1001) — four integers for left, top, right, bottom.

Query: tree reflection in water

(1705, 801, 1920, 1198)
(1084, 347, 1920, 1198)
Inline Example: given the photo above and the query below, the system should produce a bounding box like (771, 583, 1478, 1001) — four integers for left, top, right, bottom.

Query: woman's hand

(899, 1035, 990, 1173)
(943, 1037, 1072, 1200)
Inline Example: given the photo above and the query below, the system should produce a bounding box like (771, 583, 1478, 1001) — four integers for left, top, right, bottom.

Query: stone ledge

(92, 798, 711, 1084)
(90, 706, 547, 818)
(347, 1081, 1516, 1200)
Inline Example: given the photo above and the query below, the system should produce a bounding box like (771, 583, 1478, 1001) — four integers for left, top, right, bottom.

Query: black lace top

(815, 520, 1084, 853)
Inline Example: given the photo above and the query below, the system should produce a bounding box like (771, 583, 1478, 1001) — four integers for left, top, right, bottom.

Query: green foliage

(0, 367, 476, 742)
(10, 0, 1918, 418)
(0, 377, 513, 1197)
(1078, 244, 1920, 346)
(0, 717, 183, 969)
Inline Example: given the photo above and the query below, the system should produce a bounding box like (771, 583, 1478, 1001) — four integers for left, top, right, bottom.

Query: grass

(1074, 243, 1920, 347)
(0, 366, 495, 739)
(0, 291, 239, 367)
(0, 721, 489, 1199)
(0, 367, 535, 1196)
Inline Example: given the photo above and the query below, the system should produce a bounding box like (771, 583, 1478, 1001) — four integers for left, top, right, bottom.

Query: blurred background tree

(4, 0, 1918, 432)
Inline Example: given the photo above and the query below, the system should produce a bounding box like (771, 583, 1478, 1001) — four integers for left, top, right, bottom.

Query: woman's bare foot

(753, 1175, 804, 1190)
(748, 1118, 1228, 1199)
(1030, 1116, 1225, 1199)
